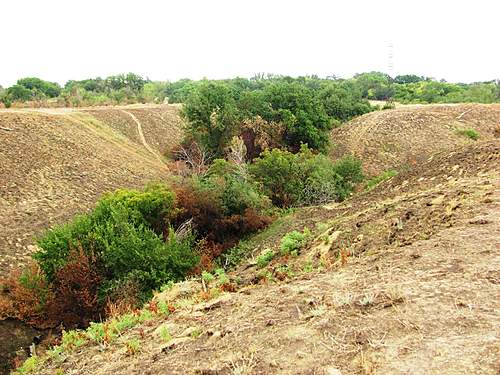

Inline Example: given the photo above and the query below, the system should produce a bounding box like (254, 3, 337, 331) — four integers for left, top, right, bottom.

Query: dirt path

(121, 110, 165, 163)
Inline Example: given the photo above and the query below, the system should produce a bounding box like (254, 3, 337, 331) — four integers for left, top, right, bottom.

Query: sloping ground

(0, 105, 182, 274)
(35, 140, 500, 375)
(84, 105, 183, 157)
(330, 103, 500, 176)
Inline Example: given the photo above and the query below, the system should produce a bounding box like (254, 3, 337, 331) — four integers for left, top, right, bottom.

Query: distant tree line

(1, 72, 498, 109)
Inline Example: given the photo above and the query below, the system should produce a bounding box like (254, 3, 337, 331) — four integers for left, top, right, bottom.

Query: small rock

(325, 367, 342, 375)
(469, 218, 489, 225)
(428, 195, 444, 206)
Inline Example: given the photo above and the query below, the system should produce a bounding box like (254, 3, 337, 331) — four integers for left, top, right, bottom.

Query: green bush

(205, 159, 271, 216)
(250, 146, 363, 207)
(280, 228, 311, 255)
(34, 183, 198, 302)
(331, 155, 365, 200)
(256, 250, 274, 268)
(182, 81, 240, 157)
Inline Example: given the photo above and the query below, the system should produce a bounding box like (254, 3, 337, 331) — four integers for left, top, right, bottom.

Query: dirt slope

(330, 103, 500, 176)
(0, 105, 183, 274)
(35, 140, 500, 375)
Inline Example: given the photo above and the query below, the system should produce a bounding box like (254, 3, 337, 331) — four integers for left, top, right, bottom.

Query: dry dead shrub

(45, 247, 103, 329)
(240, 116, 285, 160)
(172, 140, 211, 175)
(104, 278, 141, 317)
(0, 263, 54, 328)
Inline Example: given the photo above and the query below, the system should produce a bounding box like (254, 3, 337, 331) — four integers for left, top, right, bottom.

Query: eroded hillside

(330, 103, 500, 175)
(29, 105, 500, 374)
(0, 105, 183, 274)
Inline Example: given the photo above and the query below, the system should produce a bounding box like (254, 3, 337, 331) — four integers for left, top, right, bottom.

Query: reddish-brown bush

(45, 247, 103, 329)
(173, 184, 272, 256)
(0, 263, 54, 328)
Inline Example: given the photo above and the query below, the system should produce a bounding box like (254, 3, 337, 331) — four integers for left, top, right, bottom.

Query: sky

(0, 0, 499, 87)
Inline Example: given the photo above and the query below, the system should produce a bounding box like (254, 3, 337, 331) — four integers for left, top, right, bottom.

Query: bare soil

(0, 105, 182, 275)
(330, 103, 500, 176)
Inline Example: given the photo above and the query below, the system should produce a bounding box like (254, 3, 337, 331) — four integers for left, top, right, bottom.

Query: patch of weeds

(125, 338, 141, 356)
(275, 264, 295, 279)
(315, 222, 329, 233)
(456, 128, 479, 140)
(359, 292, 376, 306)
(158, 325, 172, 343)
(138, 309, 153, 323)
(86, 322, 109, 344)
(258, 270, 276, 283)
(214, 268, 229, 286)
(217, 213, 293, 269)
(190, 328, 202, 338)
(109, 313, 139, 335)
(12, 356, 40, 375)
(45, 345, 64, 364)
(160, 281, 175, 292)
(365, 170, 398, 191)
(302, 260, 313, 273)
(256, 250, 274, 269)
(157, 300, 171, 316)
(309, 304, 327, 317)
(280, 228, 311, 255)
(334, 292, 355, 307)
(201, 270, 215, 283)
(382, 101, 395, 110)
(60, 330, 87, 352)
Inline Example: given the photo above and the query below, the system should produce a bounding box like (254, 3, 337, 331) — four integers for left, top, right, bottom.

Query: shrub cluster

(250, 145, 363, 207)
(1, 171, 275, 328)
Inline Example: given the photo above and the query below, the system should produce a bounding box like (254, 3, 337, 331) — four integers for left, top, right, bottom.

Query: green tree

(353, 71, 393, 100)
(259, 81, 332, 151)
(182, 81, 240, 157)
(17, 77, 61, 98)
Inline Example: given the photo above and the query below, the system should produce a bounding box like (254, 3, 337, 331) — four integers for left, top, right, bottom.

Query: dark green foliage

(2, 72, 499, 108)
(318, 80, 373, 122)
(204, 159, 271, 216)
(182, 81, 240, 157)
(259, 81, 333, 151)
(165, 79, 198, 103)
(34, 183, 197, 302)
(17, 77, 61, 98)
(250, 145, 363, 207)
(181, 76, 371, 156)
(353, 72, 394, 100)
(5, 84, 33, 101)
(394, 74, 426, 84)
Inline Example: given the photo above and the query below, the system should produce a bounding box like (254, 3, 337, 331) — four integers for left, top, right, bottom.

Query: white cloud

(0, 0, 498, 86)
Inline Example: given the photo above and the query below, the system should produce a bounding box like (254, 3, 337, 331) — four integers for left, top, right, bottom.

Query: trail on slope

(121, 110, 165, 163)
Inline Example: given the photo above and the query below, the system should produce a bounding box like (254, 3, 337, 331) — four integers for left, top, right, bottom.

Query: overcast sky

(1, 0, 498, 87)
